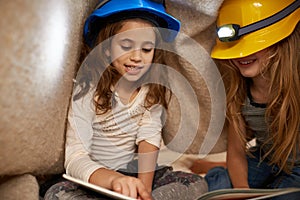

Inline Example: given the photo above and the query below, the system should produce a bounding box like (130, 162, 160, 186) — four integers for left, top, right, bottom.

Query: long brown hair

(217, 24, 300, 173)
(74, 18, 170, 114)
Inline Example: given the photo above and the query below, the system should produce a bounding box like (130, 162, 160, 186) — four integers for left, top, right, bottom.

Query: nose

(130, 49, 142, 62)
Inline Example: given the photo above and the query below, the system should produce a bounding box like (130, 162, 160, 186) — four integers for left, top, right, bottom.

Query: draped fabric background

(0, 1, 98, 199)
(0, 0, 225, 199)
(163, 0, 227, 155)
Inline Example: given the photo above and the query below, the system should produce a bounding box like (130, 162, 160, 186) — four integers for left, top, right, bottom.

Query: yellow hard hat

(211, 0, 300, 59)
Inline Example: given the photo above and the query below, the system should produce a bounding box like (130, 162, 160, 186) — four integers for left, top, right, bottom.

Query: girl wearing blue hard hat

(44, 0, 208, 199)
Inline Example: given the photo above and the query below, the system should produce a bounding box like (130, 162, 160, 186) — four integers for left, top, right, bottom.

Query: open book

(196, 187, 300, 200)
(63, 174, 300, 200)
(62, 174, 137, 200)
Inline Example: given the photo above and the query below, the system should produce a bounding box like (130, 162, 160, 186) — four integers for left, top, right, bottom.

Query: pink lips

(124, 65, 143, 75)
(235, 58, 257, 67)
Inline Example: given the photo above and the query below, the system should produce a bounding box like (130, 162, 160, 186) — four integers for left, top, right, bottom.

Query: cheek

(144, 52, 155, 63)
(111, 48, 133, 64)
(109, 40, 126, 61)
(110, 48, 124, 62)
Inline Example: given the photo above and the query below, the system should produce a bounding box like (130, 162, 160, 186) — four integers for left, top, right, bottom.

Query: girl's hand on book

(112, 176, 153, 200)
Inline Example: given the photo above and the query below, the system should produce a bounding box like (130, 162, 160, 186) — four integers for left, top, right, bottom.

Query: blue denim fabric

(204, 148, 300, 200)
(204, 166, 232, 191)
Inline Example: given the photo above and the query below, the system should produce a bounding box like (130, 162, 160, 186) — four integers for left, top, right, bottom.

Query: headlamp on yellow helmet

(217, 0, 299, 42)
(212, 0, 300, 59)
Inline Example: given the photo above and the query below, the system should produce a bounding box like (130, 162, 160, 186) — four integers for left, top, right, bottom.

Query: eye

(142, 43, 155, 53)
(121, 45, 132, 51)
(142, 48, 153, 53)
(119, 39, 133, 51)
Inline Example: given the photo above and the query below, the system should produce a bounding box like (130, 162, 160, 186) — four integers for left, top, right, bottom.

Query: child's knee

(152, 180, 208, 200)
(205, 166, 232, 191)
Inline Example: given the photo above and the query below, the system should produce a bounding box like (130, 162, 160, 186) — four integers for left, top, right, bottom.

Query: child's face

(231, 48, 269, 78)
(108, 19, 156, 82)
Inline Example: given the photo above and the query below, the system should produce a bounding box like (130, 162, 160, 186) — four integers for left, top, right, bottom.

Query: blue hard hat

(84, 0, 181, 47)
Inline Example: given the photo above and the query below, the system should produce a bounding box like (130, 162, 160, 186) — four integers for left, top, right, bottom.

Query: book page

(63, 174, 137, 200)
(197, 188, 300, 200)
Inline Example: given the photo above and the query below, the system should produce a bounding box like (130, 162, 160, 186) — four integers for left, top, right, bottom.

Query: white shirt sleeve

(64, 89, 105, 182)
(136, 104, 163, 148)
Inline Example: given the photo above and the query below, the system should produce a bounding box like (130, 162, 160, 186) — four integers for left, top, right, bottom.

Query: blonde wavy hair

(216, 23, 300, 173)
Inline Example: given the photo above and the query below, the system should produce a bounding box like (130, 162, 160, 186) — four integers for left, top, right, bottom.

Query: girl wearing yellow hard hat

(205, 0, 300, 198)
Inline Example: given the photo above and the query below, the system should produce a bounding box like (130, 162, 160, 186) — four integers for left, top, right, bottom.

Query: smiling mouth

(124, 65, 144, 75)
(238, 59, 256, 65)
(125, 65, 143, 70)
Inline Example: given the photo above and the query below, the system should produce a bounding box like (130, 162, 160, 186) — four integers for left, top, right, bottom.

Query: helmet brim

(84, 1, 180, 47)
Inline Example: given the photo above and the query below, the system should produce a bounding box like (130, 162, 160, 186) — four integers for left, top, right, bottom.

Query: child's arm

(66, 94, 152, 199)
(227, 123, 249, 188)
(65, 89, 106, 180)
(138, 140, 159, 193)
(135, 104, 163, 194)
